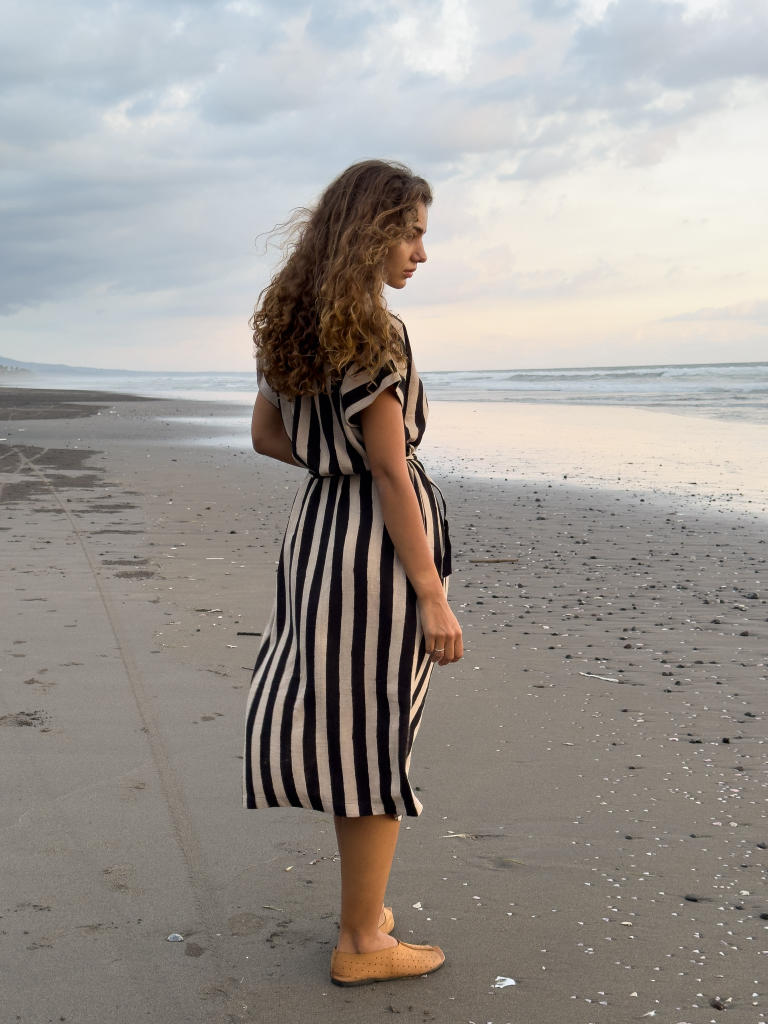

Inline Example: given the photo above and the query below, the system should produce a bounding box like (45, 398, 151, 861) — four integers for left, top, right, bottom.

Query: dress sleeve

(339, 360, 404, 427)
(257, 369, 280, 408)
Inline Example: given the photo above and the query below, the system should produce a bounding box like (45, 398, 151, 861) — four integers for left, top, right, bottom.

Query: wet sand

(2, 388, 767, 1023)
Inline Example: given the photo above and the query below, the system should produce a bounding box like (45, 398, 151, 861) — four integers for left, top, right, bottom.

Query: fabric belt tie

(306, 453, 452, 579)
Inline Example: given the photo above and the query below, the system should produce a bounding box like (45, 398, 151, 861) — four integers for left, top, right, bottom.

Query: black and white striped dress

(243, 321, 452, 818)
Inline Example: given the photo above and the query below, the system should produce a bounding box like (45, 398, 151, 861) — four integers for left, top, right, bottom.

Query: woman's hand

(361, 386, 462, 669)
(419, 592, 463, 666)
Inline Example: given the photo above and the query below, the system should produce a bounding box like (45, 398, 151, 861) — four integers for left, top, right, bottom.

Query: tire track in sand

(8, 444, 254, 1022)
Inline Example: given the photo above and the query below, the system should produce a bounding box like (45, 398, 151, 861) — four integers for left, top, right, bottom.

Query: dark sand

(0, 385, 153, 420)
(2, 389, 767, 1023)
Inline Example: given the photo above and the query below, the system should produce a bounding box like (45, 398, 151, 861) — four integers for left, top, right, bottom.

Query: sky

(2, 0, 767, 372)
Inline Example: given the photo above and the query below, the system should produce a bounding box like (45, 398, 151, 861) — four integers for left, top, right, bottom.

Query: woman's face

(383, 203, 428, 289)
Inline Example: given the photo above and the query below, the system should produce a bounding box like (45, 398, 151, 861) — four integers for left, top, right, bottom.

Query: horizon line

(2, 356, 768, 377)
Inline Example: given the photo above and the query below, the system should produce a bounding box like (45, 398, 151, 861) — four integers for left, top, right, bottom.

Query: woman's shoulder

(387, 310, 406, 341)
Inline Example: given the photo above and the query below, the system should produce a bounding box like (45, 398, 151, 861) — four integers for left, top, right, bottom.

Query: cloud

(661, 300, 768, 324)
(528, 0, 578, 18)
(572, 0, 768, 92)
(1, 0, 767, 368)
(306, 1, 389, 49)
(389, 0, 477, 82)
(563, 0, 768, 134)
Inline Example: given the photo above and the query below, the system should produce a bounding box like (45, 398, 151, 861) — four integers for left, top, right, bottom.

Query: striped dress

(243, 320, 452, 818)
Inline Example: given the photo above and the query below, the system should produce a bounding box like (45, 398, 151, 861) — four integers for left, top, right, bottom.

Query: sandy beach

(2, 386, 767, 1024)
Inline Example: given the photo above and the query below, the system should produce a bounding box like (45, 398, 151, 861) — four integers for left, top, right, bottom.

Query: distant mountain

(0, 355, 134, 375)
(0, 356, 246, 378)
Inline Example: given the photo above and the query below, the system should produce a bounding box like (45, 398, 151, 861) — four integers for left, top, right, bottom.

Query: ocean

(4, 360, 768, 426)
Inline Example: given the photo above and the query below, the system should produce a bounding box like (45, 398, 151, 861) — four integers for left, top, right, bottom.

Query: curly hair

(252, 160, 432, 397)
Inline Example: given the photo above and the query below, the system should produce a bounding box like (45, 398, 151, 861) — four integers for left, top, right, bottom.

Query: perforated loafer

(330, 940, 445, 986)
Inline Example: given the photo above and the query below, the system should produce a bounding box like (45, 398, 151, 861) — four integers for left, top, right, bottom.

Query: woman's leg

(334, 814, 400, 954)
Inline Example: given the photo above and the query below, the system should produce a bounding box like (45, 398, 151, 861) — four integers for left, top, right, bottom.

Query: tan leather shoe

(330, 940, 445, 986)
(379, 906, 395, 935)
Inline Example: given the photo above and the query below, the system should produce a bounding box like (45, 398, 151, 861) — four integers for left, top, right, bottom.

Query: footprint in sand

(0, 709, 50, 729)
(227, 912, 264, 936)
(102, 864, 135, 893)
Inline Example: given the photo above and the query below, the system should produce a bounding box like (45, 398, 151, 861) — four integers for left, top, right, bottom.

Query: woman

(244, 160, 462, 986)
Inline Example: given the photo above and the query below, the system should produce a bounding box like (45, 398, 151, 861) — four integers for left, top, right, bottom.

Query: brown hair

(252, 160, 432, 397)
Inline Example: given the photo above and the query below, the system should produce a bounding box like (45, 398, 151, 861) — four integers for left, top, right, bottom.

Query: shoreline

(5, 384, 767, 524)
(3, 385, 765, 524)
(2, 389, 767, 1022)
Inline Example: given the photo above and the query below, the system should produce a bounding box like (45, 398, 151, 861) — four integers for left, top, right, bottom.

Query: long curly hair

(252, 160, 432, 397)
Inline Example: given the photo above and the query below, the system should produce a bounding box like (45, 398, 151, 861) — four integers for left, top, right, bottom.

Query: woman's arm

(251, 393, 297, 466)
(360, 387, 463, 666)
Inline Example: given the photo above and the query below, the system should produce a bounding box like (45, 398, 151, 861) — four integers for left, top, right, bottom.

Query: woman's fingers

(421, 597, 463, 665)
(428, 640, 444, 663)
(427, 631, 462, 665)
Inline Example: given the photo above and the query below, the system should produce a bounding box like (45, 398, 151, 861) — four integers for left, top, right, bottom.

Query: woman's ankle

(336, 927, 398, 954)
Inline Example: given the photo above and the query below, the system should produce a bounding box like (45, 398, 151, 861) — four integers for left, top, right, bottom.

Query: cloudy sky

(2, 0, 767, 371)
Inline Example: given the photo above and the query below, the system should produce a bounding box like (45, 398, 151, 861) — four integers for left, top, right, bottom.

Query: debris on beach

(440, 831, 505, 840)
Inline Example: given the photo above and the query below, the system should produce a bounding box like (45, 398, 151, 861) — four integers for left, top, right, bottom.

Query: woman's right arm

(251, 393, 297, 466)
(360, 387, 462, 666)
